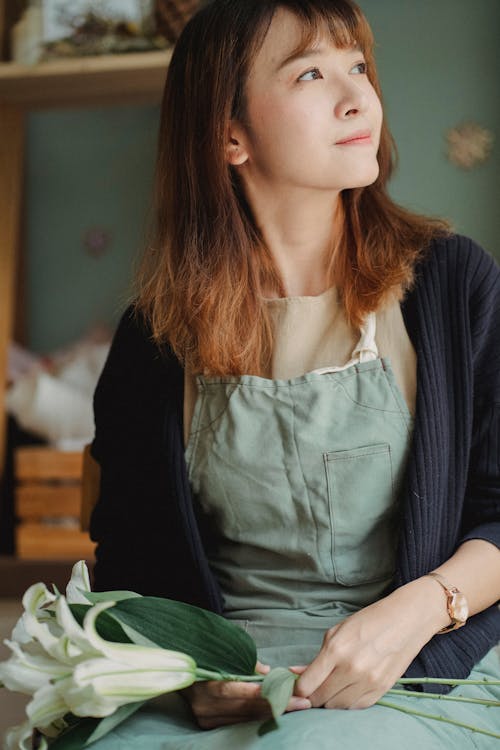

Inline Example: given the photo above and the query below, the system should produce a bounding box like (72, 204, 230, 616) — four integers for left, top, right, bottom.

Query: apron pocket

(324, 443, 398, 586)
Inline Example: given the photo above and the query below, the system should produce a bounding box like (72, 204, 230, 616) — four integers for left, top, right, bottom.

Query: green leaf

(258, 718, 279, 736)
(48, 703, 146, 749)
(85, 701, 147, 744)
(47, 717, 101, 749)
(83, 591, 142, 604)
(260, 667, 296, 721)
(68, 604, 133, 644)
(108, 597, 257, 675)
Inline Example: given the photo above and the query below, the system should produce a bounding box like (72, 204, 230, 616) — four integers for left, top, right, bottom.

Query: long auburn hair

(136, 0, 453, 375)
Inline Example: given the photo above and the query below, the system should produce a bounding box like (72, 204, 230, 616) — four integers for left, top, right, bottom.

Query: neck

(244, 181, 341, 298)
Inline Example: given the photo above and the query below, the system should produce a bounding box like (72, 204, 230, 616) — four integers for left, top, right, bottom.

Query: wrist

(396, 576, 453, 638)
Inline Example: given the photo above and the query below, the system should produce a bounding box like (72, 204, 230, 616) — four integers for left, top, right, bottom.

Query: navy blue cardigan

(90, 233, 500, 691)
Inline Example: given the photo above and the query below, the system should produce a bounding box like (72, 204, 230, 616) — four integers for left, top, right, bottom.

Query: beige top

(183, 287, 417, 446)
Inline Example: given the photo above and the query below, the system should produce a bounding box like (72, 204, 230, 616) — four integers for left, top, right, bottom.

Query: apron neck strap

(353, 311, 378, 363)
(309, 312, 378, 375)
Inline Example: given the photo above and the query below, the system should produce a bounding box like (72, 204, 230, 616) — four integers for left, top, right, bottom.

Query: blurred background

(0, 0, 498, 733)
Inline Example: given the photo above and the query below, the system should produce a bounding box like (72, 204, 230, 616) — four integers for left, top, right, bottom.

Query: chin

(349, 165, 380, 189)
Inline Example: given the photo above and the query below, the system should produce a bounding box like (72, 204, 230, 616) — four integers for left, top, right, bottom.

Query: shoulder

(416, 233, 499, 293)
(401, 234, 500, 355)
(93, 305, 184, 428)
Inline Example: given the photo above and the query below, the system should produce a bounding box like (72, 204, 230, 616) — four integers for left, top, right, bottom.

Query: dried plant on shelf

(41, 9, 170, 60)
(445, 121, 495, 170)
(154, 0, 201, 43)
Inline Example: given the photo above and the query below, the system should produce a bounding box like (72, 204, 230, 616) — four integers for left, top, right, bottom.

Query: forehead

(250, 6, 358, 75)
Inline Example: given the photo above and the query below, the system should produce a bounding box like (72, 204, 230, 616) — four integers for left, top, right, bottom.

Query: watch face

(451, 591, 469, 623)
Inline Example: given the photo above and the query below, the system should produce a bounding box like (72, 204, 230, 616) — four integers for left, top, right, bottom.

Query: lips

(335, 129, 372, 144)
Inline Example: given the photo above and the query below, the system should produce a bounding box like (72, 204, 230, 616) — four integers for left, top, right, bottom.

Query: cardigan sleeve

(459, 239, 500, 549)
(88, 306, 210, 605)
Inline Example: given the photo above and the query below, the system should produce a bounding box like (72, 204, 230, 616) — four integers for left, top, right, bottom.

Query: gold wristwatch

(427, 572, 469, 634)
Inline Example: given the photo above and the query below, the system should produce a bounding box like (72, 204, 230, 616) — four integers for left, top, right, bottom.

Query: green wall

(357, 0, 499, 249)
(26, 0, 499, 352)
(26, 105, 159, 352)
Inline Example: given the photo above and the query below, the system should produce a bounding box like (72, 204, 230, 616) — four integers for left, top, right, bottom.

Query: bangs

(279, 0, 375, 58)
(232, 1, 375, 119)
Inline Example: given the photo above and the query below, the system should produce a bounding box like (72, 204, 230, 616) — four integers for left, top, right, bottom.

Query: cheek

(369, 90, 383, 128)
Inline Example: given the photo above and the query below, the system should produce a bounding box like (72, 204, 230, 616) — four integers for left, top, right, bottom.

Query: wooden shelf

(14, 446, 96, 561)
(0, 49, 172, 108)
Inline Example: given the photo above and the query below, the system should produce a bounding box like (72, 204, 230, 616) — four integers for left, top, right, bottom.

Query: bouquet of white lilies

(1, 562, 499, 749)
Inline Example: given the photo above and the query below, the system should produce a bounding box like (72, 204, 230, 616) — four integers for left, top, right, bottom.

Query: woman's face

(231, 8, 383, 196)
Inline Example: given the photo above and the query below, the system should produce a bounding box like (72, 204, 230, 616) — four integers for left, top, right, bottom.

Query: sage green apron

(89, 313, 500, 748)
(184, 311, 413, 668)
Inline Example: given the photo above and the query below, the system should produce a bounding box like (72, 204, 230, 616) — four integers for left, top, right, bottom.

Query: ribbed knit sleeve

(90, 306, 223, 612)
(399, 234, 500, 692)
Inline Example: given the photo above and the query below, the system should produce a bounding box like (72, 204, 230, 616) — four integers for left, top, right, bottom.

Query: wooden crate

(14, 446, 95, 561)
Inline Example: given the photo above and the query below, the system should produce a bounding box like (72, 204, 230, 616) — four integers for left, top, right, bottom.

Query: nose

(333, 80, 369, 119)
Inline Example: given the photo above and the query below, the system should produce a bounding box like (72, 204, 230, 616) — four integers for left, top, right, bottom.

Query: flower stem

(377, 699, 500, 740)
(387, 688, 500, 707)
(195, 669, 264, 683)
(396, 677, 500, 687)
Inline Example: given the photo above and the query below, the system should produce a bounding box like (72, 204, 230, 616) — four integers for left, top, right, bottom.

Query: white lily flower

(16, 583, 61, 657)
(52, 596, 100, 663)
(42, 602, 197, 718)
(10, 582, 59, 650)
(66, 560, 92, 604)
(0, 639, 69, 695)
(3, 720, 48, 750)
(68, 655, 195, 714)
(1, 569, 200, 745)
(26, 682, 70, 731)
(81, 602, 195, 670)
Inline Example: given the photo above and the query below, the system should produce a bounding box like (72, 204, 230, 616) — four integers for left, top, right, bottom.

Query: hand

(182, 661, 312, 729)
(293, 578, 446, 710)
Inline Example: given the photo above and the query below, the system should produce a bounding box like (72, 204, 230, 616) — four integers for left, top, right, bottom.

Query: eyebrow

(275, 43, 363, 73)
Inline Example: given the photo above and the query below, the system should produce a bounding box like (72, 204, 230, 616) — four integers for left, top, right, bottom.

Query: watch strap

(426, 572, 468, 634)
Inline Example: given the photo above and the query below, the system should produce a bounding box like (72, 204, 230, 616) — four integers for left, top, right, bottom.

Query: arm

(293, 539, 500, 709)
(89, 306, 207, 604)
(295, 238, 500, 708)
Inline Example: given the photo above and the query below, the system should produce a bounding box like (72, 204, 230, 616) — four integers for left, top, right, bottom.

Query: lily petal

(3, 720, 47, 750)
(74, 657, 196, 693)
(26, 682, 69, 729)
(59, 658, 195, 717)
(82, 602, 197, 671)
(53, 596, 100, 660)
(0, 640, 69, 695)
(20, 584, 62, 656)
(66, 561, 92, 604)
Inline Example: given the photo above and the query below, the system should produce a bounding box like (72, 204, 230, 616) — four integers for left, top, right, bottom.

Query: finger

(323, 683, 370, 710)
(288, 665, 308, 675)
(309, 679, 361, 708)
(286, 696, 312, 712)
(211, 680, 263, 701)
(255, 660, 271, 675)
(294, 657, 337, 699)
(188, 680, 261, 705)
(294, 624, 342, 697)
(190, 687, 270, 719)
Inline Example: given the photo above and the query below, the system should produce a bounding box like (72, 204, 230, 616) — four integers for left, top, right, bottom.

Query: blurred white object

(6, 339, 110, 450)
(42, 0, 146, 43)
(11, 0, 44, 64)
(7, 342, 42, 384)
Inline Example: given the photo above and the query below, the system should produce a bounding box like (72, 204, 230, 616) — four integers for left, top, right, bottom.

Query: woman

(89, 0, 500, 746)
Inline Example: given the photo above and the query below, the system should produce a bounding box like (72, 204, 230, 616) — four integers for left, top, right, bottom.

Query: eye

(297, 67, 323, 82)
(351, 61, 368, 74)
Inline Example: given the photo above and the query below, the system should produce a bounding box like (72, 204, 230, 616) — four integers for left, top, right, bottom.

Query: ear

(225, 120, 249, 166)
